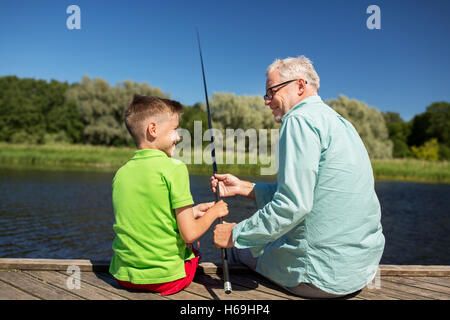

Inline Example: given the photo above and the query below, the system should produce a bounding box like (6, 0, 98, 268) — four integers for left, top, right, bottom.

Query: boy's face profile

(147, 112, 180, 157)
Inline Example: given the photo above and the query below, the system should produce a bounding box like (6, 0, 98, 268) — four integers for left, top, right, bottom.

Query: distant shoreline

(0, 143, 449, 183)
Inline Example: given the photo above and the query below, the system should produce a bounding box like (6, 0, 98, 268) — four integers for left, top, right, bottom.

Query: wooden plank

(183, 273, 276, 300)
(400, 277, 450, 294)
(0, 258, 108, 272)
(76, 272, 168, 300)
(0, 270, 82, 300)
(198, 262, 252, 275)
(185, 274, 247, 300)
(1, 259, 449, 277)
(95, 271, 206, 300)
(359, 280, 449, 300)
(229, 273, 304, 300)
(228, 271, 367, 300)
(65, 271, 210, 300)
(375, 285, 432, 300)
(380, 265, 450, 277)
(382, 276, 450, 299)
(353, 281, 447, 300)
(370, 286, 424, 300)
(354, 287, 397, 300)
(24, 270, 127, 300)
(0, 277, 40, 300)
(2, 258, 450, 301)
(407, 276, 450, 288)
(379, 277, 439, 299)
(194, 273, 287, 300)
(0, 259, 249, 274)
(165, 288, 209, 300)
(98, 272, 207, 300)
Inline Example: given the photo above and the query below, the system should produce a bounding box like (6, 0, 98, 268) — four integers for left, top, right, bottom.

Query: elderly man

(211, 56, 385, 299)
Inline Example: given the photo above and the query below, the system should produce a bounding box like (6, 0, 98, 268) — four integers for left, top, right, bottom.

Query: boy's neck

(137, 142, 170, 156)
(138, 141, 157, 150)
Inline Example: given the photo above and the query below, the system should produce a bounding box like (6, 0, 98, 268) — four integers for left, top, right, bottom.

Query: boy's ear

(146, 121, 157, 139)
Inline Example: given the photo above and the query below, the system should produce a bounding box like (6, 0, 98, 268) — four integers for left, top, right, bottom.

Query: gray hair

(266, 55, 320, 91)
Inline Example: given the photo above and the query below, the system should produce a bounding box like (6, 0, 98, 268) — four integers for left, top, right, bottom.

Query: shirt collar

(132, 148, 168, 159)
(282, 95, 322, 120)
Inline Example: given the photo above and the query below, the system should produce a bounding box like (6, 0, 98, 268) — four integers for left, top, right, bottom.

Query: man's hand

(213, 221, 236, 248)
(192, 201, 215, 219)
(210, 173, 255, 199)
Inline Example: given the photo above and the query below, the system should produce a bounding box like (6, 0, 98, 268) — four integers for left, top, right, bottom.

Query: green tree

(66, 75, 170, 146)
(207, 92, 279, 131)
(0, 76, 45, 143)
(327, 95, 393, 159)
(382, 111, 412, 158)
(383, 111, 403, 126)
(0, 76, 84, 144)
(203, 92, 281, 153)
(408, 102, 450, 160)
(179, 103, 209, 147)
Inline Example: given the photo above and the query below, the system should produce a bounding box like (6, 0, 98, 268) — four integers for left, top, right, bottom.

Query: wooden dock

(0, 258, 449, 300)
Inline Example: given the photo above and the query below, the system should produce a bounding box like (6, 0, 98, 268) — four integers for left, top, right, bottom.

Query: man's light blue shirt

(232, 95, 385, 295)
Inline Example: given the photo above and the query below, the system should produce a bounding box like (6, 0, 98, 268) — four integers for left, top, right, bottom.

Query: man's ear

(297, 79, 307, 96)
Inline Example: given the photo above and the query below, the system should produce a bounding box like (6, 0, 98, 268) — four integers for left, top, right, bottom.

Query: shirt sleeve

(254, 183, 278, 209)
(232, 115, 321, 256)
(167, 161, 194, 209)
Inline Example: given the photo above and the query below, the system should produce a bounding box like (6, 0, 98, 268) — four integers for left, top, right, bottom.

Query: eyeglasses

(263, 79, 307, 101)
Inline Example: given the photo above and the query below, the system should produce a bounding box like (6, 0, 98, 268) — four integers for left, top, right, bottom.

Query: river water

(0, 167, 449, 265)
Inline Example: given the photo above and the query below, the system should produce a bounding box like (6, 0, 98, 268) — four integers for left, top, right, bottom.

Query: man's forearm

(239, 180, 255, 199)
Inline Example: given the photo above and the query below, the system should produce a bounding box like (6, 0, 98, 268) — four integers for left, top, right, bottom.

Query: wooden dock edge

(0, 258, 449, 277)
(0, 258, 250, 275)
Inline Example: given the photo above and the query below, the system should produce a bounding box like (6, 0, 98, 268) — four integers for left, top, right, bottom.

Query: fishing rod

(196, 28, 232, 294)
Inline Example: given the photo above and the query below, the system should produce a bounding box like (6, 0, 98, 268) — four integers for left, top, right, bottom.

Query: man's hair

(266, 55, 320, 91)
(124, 95, 183, 144)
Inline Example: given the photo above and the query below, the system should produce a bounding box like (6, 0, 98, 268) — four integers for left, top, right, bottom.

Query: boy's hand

(193, 201, 215, 219)
(208, 200, 229, 219)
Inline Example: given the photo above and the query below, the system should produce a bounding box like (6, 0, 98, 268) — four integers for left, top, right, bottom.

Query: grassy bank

(371, 158, 450, 183)
(0, 142, 449, 183)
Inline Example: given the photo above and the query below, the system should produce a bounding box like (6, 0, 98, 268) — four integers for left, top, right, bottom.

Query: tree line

(0, 75, 448, 160)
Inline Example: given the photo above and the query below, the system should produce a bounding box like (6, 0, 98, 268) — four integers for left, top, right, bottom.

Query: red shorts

(116, 249, 201, 296)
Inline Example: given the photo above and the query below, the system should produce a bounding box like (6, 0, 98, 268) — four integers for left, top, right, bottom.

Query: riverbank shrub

(1, 142, 449, 183)
(327, 95, 393, 159)
(411, 138, 439, 161)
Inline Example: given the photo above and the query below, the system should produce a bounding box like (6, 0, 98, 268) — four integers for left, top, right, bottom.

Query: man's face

(156, 112, 180, 157)
(265, 70, 299, 123)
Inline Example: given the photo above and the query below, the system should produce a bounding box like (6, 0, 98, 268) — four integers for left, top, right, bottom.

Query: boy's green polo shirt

(109, 148, 195, 284)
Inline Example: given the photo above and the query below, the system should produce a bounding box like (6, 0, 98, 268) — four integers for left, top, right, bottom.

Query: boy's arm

(175, 200, 228, 244)
(193, 201, 215, 219)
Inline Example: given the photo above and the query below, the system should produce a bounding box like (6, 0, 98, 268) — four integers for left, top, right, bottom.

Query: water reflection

(0, 169, 115, 259)
(0, 168, 449, 265)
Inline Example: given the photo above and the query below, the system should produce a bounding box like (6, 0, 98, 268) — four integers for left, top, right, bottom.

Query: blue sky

(1, 0, 449, 121)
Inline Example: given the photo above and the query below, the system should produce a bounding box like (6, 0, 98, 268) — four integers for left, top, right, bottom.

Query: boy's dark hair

(124, 95, 183, 145)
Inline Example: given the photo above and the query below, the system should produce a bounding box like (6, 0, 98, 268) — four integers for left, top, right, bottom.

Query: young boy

(109, 94, 228, 295)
